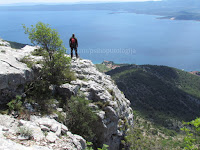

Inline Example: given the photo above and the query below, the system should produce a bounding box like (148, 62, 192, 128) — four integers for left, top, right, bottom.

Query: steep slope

(68, 59, 134, 150)
(107, 65, 200, 129)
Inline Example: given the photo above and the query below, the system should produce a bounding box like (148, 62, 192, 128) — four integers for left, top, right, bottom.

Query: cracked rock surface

(0, 114, 86, 150)
(0, 43, 35, 104)
(67, 58, 134, 150)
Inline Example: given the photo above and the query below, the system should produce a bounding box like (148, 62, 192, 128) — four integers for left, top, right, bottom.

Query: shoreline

(109, 11, 200, 22)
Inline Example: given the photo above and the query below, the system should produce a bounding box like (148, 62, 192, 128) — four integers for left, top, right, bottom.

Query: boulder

(67, 131, 86, 150)
(40, 125, 50, 132)
(46, 132, 58, 143)
(73, 134, 86, 150)
(56, 83, 80, 99)
(50, 124, 58, 132)
(0, 114, 18, 131)
(61, 124, 68, 134)
(0, 45, 35, 104)
(19, 120, 45, 142)
(55, 124, 61, 137)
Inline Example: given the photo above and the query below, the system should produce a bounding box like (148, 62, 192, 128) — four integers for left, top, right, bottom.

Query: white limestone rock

(0, 138, 50, 150)
(40, 125, 50, 132)
(0, 114, 86, 150)
(0, 37, 133, 150)
(0, 44, 35, 104)
(50, 124, 58, 132)
(70, 58, 134, 150)
(0, 114, 18, 131)
(0, 39, 10, 47)
(56, 83, 80, 99)
(61, 124, 68, 134)
(46, 132, 58, 143)
(19, 120, 45, 142)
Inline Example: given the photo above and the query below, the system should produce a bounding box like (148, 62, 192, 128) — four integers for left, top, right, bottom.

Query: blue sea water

(0, 10, 200, 71)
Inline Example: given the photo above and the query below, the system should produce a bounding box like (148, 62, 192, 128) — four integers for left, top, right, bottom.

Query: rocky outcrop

(0, 38, 10, 47)
(0, 43, 35, 104)
(0, 40, 134, 150)
(0, 114, 86, 150)
(68, 59, 134, 150)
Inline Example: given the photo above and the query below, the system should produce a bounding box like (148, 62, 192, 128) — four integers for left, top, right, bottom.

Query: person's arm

(69, 38, 71, 46)
(76, 38, 78, 47)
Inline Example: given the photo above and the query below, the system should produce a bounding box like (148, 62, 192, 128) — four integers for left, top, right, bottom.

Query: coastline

(109, 11, 200, 22)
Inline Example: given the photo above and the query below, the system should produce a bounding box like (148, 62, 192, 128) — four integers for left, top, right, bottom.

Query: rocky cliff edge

(0, 39, 134, 150)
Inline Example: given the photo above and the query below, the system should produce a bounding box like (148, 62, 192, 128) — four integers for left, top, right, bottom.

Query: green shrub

(23, 22, 75, 85)
(94, 101, 110, 109)
(7, 95, 23, 113)
(40, 49, 75, 85)
(31, 47, 45, 56)
(20, 56, 34, 68)
(18, 127, 33, 139)
(1, 50, 6, 53)
(181, 118, 200, 150)
(98, 144, 109, 150)
(151, 128, 158, 135)
(21, 22, 76, 116)
(86, 142, 94, 150)
(66, 96, 98, 140)
(25, 80, 57, 115)
(86, 142, 109, 150)
(55, 111, 66, 124)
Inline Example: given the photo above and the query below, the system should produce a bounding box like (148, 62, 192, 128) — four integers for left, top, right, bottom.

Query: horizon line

(0, 0, 162, 6)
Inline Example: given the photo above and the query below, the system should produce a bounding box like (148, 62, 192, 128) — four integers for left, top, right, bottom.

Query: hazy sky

(0, 0, 160, 5)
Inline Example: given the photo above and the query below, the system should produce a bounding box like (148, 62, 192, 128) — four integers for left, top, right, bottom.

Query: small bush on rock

(23, 22, 75, 85)
(20, 56, 34, 68)
(66, 96, 98, 141)
(20, 22, 76, 115)
(31, 47, 45, 56)
(7, 95, 23, 113)
(18, 127, 33, 139)
(94, 101, 110, 109)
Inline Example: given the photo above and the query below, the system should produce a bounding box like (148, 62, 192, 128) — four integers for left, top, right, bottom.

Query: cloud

(0, 0, 161, 5)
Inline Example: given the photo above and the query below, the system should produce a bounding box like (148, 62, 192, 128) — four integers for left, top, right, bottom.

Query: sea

(0, 10, 200, 71)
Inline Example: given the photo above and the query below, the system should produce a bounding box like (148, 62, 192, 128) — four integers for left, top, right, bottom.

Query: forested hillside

(107, 65, 200, 130)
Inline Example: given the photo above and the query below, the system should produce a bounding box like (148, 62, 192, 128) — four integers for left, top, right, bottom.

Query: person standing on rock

(69, 34, 78, 58)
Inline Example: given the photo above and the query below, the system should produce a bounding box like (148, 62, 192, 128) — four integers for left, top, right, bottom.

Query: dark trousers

(71, 47, 78, 58)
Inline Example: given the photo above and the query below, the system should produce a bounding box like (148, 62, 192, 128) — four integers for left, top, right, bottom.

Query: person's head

(72, 34, 75, 37)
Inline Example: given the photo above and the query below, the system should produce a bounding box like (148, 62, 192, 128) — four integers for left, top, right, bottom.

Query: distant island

(1, 0, 200, 21)
(156, 11, 200, 21)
